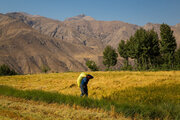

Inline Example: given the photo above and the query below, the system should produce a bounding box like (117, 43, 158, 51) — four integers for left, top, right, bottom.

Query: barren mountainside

(0, 12, 180, 73)
(0, 13, 99, 73)
(6, 12, 180, 48)
(6, 12, 140, 48)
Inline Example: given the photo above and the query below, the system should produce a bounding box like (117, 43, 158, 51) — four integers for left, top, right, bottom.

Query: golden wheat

(0, 71, 179, 99)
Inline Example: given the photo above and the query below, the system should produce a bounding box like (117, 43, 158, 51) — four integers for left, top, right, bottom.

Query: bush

(0, 64, 17, 76)
(86, 60, 98, 71)
(41, 64, 51, 73)
(121, 65, 133, 71)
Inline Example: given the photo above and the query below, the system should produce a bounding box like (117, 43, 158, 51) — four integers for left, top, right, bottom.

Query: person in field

(77, 73, 94, 97)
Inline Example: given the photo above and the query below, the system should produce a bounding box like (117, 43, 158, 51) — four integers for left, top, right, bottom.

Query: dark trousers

(80, 85, 88, 97)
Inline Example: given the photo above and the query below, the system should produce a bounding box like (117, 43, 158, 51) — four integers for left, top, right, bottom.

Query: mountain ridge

(6, 12, 180, 48)
(0, 13, 100, 73)
(65, 14, 95, 21)
(1, 12, 180, 73)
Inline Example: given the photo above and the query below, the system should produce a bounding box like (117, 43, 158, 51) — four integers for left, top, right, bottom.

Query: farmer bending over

(80, 74, 93, 97)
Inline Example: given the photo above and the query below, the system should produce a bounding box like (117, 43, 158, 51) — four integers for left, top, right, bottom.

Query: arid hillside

(7, 12, 180, 48)
(0, 14, 99, 74)
(0, 12, 180, 74)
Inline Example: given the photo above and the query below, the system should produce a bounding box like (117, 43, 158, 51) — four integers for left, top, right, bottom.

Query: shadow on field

(0, 84, 179, 119)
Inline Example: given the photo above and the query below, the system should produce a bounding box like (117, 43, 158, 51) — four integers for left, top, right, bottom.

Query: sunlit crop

(0, 71, 180, 119)
(0, 71, 179, 98)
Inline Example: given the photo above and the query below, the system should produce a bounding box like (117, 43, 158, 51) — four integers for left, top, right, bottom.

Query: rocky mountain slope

(0, 12, 180, 73)
(6, 12, 180, 48)
(6, 12, 140, 48)
(0, 13, 99, 74)
(65, 14, 95, 21)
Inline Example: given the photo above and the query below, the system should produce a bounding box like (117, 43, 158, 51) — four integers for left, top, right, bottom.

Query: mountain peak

(76, 14, 86, 18)
(175, 23, 180, 27)
(65, 14, 95, 21)
(6, 12, 42, 18)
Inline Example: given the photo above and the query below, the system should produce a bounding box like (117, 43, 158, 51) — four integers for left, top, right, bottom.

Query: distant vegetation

(103, 46, 118, 70)
(41, 64, 51, 73)
(0, 64, 17, 76)
(86, 60, 99, 71)
(104, 23, 180, 71)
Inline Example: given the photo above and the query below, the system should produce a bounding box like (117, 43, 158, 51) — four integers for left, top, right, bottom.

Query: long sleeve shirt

(81, 77, 89, 86)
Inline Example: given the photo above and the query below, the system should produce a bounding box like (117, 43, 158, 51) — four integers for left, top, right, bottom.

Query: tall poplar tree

(127, 28, 160, 69)
(160, 23, 177, 67)
(103, 46, 118, 70)
(118, 40, 129, 67)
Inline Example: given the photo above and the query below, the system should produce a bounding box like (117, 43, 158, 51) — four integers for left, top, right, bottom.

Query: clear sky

(0, 0, 180, 26)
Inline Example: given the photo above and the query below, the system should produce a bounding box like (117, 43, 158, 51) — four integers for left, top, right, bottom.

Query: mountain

(65, 14, 95, 21)
(0, 13, 99, 74)
(1, 12, 180, 73)
(7, 12, 180, 49)
(6, 12, 140, 49)
(143, 22, 180, 47)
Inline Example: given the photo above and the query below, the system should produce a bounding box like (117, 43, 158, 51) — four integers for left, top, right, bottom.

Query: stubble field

(0, 71, 180, 119)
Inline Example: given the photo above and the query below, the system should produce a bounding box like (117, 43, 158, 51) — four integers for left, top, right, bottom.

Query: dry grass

(0, 95, 128, 120)
(0, 71, 180, 119)
(0, 71, 179, 99)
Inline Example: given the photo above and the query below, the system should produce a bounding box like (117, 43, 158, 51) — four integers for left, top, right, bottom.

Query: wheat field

(0, 71, 179, 98)
(0, 71, 180, 119)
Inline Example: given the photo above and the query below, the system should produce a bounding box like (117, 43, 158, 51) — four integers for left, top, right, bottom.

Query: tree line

(87, 23, 180, 71)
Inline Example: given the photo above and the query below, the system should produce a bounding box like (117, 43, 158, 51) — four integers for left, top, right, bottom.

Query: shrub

(41, 64, 51, 73)
(0, 64, 17, 76)
(86, 60, 98, 71)
(121, 65, 133, 71)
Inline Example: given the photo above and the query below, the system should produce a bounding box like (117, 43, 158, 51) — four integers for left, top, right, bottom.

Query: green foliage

(127, 28, 161, 70)
(118, 40, 129, 59)
(86, 60, 98, 71)
(0, 84, 179, 119)
(117, 24, 180, 70)
(160, 23, 177, 67)
(146, 29, 161, 67)
(174, 48, 180, 69)
(119, 27, 172, 70)
(41, 64, 50, 73)
(103, 45, 118, 70)
(118, 40, 130, 67)
(120, 65, 133, 71)
(0, 64, 17, 76)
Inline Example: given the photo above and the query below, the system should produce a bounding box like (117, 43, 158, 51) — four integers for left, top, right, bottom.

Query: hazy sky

(0, 0, 180, 26)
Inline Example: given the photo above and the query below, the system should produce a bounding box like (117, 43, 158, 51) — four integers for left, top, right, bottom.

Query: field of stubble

(0, 71, 180, 119)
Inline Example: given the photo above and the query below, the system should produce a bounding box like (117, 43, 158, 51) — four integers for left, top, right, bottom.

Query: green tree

(103, 45, 118, 70)
(175, 48, 180, 68)
(86, 60, 98, 71)
(160, 23, 177, 68)
(118, 40, 129, 67)
(41, 65, 50, 73)
(145, 29, 160, 68)
(0, 64, 17, 76)
(128, 36, 137, 59)
(128, 28, 147, 69)
(127, 28, 160, 70)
